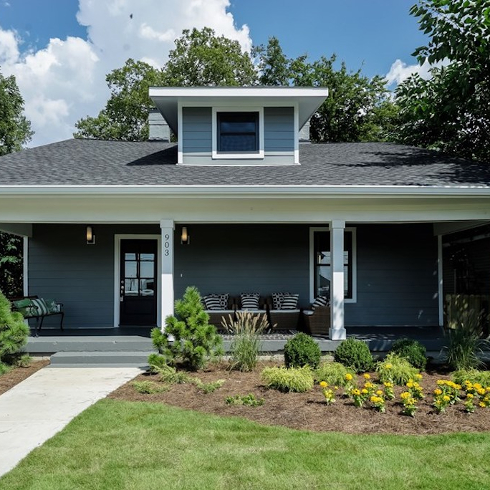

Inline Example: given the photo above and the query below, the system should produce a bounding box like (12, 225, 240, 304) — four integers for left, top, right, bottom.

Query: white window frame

(309, 226, 357, 304)
(212, 107, 264, 160)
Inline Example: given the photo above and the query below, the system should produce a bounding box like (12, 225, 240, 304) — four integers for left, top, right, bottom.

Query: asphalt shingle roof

(0, 139, 489, 187)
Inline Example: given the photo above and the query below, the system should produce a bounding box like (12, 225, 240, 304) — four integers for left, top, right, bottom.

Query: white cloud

(0, 0, 251, 147)
(385, 58, 449, 87)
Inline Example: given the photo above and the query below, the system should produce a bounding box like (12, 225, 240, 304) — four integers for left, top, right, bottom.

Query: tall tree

(0, 69, 33, 156)
(74, 59, 165, 141)
(393, 0, 490, 161)
(162, 27, 257, 87)
(254, 36, 291, 86)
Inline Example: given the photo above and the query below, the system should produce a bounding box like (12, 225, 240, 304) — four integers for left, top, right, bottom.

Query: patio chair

(303, 305, 330, 337)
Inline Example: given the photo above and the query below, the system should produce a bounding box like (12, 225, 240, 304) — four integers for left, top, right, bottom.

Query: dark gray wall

(28, 224, 160, 328)
(264, 107, 294, 152)
(28, 222, 439, 329)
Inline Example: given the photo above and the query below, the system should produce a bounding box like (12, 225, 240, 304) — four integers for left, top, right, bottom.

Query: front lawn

(1, 398, 489, 490)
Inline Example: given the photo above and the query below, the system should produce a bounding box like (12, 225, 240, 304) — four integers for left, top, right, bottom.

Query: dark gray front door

(120, 239, 157, 326)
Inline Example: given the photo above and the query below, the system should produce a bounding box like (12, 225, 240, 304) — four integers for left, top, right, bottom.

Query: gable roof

(0, 139, 489, 191)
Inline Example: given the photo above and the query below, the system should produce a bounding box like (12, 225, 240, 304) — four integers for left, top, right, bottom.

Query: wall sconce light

(181, 226, 190, 245)
(86, 225, 96, 245)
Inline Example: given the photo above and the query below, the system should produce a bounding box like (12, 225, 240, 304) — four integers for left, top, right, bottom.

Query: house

(1, 86, 490, 341)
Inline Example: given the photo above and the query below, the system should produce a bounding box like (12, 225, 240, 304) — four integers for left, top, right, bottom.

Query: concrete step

(49, 351, 152, 368)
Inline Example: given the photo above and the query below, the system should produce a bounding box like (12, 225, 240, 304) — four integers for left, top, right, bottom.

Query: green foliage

(132, 380, 169, 394)
(284, 332, 321, 369)
(334, 337, 374, 373)
(376, 353, 420, 386)
(444, 307, 487, 370)
(0, 232, 23, 298)
(149, 362, 191, 384)
(0, 362, 10, 375)
(191, 378, 224, 394)
(225, 393, 265, 406)
(74, 59, 165, 141)
(150, 286, 223, 371)
(390, 338, 427, 370)
(223, 311, 266, 372)
(0, 290, 29, 364)
(253, 36, 291, 86)
(315, 361, 355, 386)
(261, 366, 314, 393)
(0, 69, 33, 156)
(452, 369, 490, 387)
(393, 0, 490, 161)
(163, 27, 256, 87)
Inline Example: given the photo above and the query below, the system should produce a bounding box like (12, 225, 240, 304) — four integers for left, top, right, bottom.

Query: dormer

(149, 87, 328, 165)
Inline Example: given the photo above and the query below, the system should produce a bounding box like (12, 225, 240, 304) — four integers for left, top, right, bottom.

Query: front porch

(25, 325, 447, 368)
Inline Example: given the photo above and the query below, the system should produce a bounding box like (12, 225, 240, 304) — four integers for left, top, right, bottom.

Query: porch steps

(49, 351, 151, 368)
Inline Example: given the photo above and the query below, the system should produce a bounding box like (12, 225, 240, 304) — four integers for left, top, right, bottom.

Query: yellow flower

(406, 382, 414, 388)
(345, 373, 353, 381)
(443, 395, 451, 402)
(361, 388, 368, 394)
(434, 389, 442, 396)
(352, 389, 361, 396)
(376, 390, 383, 396)
(384, 382, 393, 387)
(467, 393, 474, 399)
(479, 402, 486, 408)
(400, 391, 410, 400)
(364, 382, 374, 389)
(437, 380, 445, 385)
(319, 381, 328, 388)
(363, 373, 371, 379)
(416, 374, 423, 380)
(385, 363, 393, 369)
(478, 388, 486, 396)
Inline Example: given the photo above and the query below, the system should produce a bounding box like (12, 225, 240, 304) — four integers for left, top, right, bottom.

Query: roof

(0, 139, 489, 189)
(149, 86, 329, 135)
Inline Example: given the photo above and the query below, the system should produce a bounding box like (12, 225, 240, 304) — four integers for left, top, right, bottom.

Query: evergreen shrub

(284, 332, 321, 369)
(334, 337, 374, 373)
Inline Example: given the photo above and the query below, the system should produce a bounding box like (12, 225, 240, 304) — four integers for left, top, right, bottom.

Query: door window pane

(125, 261, 137, 278)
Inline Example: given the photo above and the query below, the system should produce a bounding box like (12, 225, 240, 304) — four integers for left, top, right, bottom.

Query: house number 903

(164, 234, 170, 256)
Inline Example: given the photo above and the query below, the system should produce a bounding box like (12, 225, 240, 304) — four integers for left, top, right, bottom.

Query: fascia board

(1, 185, 490, 198)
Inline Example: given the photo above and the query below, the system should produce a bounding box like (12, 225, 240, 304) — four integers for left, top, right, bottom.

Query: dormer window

(218, 112, 258, 153)
(212, 107, 264, 160)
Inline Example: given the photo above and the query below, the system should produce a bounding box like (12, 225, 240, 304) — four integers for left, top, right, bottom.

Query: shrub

(223, 311, 267, 372)
(315, 362, 355, 386)
(150, 286, 223, 371)
(225, 393, 264, 406)
(284, 333, 321, 369)
(261, 366, 314, 393)
(376, 353, 420, 385)
(0, 290, 29, 365)
(452, 369, 490, 387)
(334, 337, 374, 373)
(132, 380, 169, 394)
(444, 307, 487, 370)
(390, 338, 427, 370)
(191, 378, 224, 394)
(150, 363, 191, 384)
(0, 362, 10, 375)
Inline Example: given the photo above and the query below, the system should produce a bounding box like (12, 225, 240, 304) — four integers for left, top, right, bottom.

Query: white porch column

(160, 220, 175, 331)
(330, 220, 347, 340)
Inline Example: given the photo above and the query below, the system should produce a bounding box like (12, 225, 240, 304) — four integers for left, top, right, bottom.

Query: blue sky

(0, 0, 428, 146)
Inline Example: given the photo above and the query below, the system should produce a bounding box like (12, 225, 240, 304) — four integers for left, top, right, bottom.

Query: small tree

(0, 290, 29, 367)
(150, 286, 223, 371)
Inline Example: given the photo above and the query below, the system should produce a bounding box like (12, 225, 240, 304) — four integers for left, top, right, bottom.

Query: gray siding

(264, 107, 294, 152)
(182, 107, 212, 153)
(346, 224, 439, 326)
(28, 224, 160, 328)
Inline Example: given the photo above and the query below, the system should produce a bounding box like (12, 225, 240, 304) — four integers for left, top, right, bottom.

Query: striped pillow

(240, 293, 260, 310)
(203, 294, 228, 310)
(272, 292, 290, 310)
(312, 296, 329, 309)
(31, 298, 50, 316)
(280, 294, 299, 310)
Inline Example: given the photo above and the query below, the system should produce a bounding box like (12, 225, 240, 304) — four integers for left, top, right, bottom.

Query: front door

(119, 239, 157, 326)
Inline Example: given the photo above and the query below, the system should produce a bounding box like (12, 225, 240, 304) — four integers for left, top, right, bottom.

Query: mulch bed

(0, 360, 50, 396)
(108, 361, 490, 435)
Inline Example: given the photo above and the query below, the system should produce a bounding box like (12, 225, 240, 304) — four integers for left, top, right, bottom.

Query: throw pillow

(280, 294, 299, 310)
(272, 292, 290, 310)
(312, 296, 329, 309)
(13, 298, 36, 318)
(45, 299, 61, 314)
(31, 298, 50, 316)
(240, 293, 260, 310)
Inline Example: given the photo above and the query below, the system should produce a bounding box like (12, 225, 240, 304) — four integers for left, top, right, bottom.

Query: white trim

(177, 102, 183, 164)
(114, 234, 161, 328)
(294, 103, 299, 164)
(309, 226, 357, 304)
(211, 107, 264, 160)
(23, 236, 28, 296)
(438, 235, 444, 327)
(150, 86, 329, 98)
(1, 185, 489, 197)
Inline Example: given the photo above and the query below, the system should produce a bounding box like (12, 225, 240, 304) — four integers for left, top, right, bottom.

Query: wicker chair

(303, 306, 330, 337)
(266, 297, 300, 331)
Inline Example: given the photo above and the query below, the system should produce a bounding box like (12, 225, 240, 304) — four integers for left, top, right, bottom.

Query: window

(212, 108, 264, 159)
(217, 112, 259, 152)
(311, 228, 356, 302)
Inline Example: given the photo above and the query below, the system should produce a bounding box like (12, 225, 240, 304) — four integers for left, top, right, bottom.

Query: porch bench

(11, 296, 64, 335)
(202, 294, 236, 331)
(266, 293, 300, 332)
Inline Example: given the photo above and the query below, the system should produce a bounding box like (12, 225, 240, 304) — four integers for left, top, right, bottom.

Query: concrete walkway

(0, 367, 141, 477)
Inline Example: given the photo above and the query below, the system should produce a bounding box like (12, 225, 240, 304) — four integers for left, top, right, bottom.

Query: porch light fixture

(181, 226, 190, 245)
(86, 225, 96, 245)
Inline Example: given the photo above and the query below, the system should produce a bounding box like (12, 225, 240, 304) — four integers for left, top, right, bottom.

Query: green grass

(1, 399, 490, 489)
